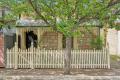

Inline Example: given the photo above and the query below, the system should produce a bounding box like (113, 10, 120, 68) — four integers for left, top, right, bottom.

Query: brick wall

(0, 33, 4, 67)
(76, 27, 99, 49)
(40, 31, 58, 49)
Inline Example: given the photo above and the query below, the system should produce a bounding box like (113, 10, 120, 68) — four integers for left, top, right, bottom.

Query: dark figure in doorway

(26, 31, 37, 49)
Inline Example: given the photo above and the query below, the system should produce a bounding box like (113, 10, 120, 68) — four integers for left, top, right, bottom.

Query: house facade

(16, 25, 99, 50)
(14, 12, 101, 50)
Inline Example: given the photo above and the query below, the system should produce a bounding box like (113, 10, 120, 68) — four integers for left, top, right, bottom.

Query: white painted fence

(6, 45, 110, 69)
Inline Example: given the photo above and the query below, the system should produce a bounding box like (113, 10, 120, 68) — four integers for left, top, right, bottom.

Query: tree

(0, 0, 120, 74)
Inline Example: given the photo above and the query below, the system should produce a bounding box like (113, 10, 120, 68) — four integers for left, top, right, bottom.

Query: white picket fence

(6, 44, 110, 69)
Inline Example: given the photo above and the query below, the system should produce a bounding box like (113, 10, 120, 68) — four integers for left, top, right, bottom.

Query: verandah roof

(16, 19, 101, 27)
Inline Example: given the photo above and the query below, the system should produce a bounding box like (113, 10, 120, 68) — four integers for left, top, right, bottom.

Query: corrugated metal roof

(16, 19, 48, 27)
(0, 26, 16, 36)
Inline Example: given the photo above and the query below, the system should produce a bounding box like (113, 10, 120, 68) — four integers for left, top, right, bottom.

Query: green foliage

(0, 0, 33, 20)
(0, 22, 3, 27)
(0, 0, 120, 36)
(56, 20, 75, 36)
(115, 26, 120, 30)
(90, 37, 103, 49)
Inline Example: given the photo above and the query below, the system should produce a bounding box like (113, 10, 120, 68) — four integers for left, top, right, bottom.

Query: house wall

(39, 31, 58, 49)
(74, 27, 99, 49)
(37, 27, 63, 49)
(117, 31, 120, 56)
(17, 27, 99, 50)
(107, 29, 118, 55)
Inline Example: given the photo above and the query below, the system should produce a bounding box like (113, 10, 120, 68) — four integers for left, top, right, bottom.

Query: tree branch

(42, 2, 56, 27)
(107, 0, 120, 8)
(0, 20, 16, 24)
(114, 9, 120, 15)
(72, 0, 79, 19)
(63, 0, 68, 5)
(28, 0, 52, 26)
(75, 0, 120, 26)
(71, 15, 101, 33)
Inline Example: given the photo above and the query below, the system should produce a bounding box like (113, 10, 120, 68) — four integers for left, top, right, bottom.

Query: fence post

(14, 42, 18, 69)
(30, 42, 34, 69)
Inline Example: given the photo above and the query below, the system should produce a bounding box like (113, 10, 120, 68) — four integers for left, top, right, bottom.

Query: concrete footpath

(0, 60, 120, 80)
(0, 68, 120, 80)
(3, 75, 120, 80)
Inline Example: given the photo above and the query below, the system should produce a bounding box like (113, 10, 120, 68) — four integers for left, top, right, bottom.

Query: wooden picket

(6, 46, 110, 69)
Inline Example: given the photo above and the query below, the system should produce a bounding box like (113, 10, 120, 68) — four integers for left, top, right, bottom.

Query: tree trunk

(104, 23, 108, 47)
(64, 37, 72, 74)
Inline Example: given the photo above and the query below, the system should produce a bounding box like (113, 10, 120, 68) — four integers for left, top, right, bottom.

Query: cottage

(16, 23, 100, 50)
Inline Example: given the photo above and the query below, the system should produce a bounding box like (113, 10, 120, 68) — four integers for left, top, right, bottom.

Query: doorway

(26, 31, 37, 49)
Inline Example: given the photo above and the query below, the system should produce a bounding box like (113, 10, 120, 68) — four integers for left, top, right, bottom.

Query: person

(27, 31, 37, 48)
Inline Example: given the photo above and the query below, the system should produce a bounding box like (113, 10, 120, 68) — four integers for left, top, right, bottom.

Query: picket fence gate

(6, 43, 110, 69)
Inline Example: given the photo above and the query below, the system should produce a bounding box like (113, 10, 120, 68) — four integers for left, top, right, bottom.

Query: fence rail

(6, 45, 110, 69)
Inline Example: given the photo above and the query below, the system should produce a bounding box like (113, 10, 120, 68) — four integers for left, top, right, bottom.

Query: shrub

(90, 37, 103, 49)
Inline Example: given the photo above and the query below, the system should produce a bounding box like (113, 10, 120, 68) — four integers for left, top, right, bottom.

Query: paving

(4, 75, 120, 80)
(0, 60, 119, 80)
(0, 68, 120, 80)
